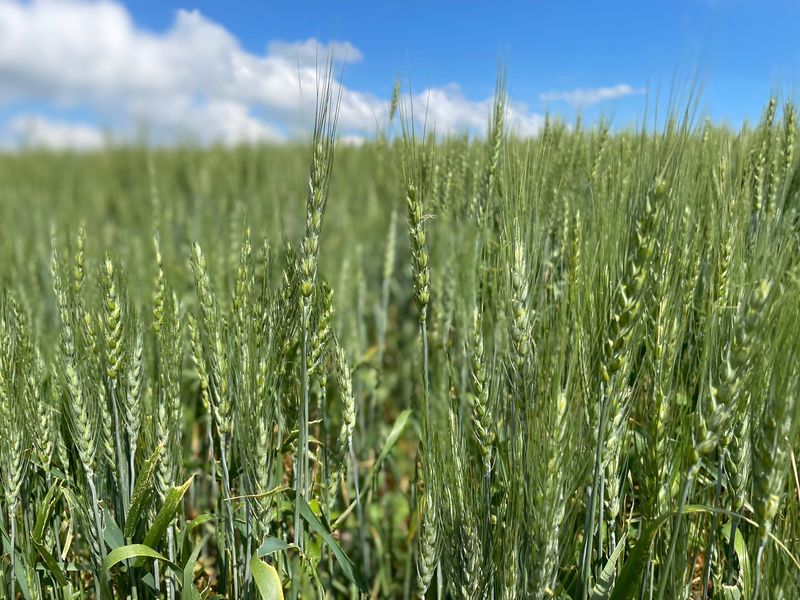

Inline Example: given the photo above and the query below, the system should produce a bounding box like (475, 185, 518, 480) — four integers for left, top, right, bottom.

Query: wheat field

(0, 85, 799, 599)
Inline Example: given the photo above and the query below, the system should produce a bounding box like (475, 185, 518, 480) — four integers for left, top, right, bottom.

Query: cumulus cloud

(0, 0, 546, 148)
(3, 114, 106, 150)
(338, 134, 368, 147)
(406, 84, 545, 137)
(266, 39, 364, 66)
(539, 84, 645, 109)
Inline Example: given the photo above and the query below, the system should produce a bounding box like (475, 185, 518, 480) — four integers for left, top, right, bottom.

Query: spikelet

(590, 124, 609, 185)
(600, 179, 662, 528)
(724, 393, 751, 514)
(100, 254, 125, 383)
(188, 312, 210, 413)
(416, 486, 439, 599)
(753, 389, 796, 540)
(308, 281, 334, 378)
(155, 291, 183, 501)
(153, 235, 166, 333)
(753, 318, 797, 542)
(600, 179, 662, 385)
(232, 225, 253, 337)
(51, 244, 97, 479)
(752, 97, 776, 216)
(508, 219, 532, 384)
(457, 510, 483, 600)
(407, 183, 431, 322)
(190, 242, 231, 436)
(715, 232, 733, 311)
(500, 544, 519, 600)
(125, 326, 144, 468)
(26, 346, 54, 474)
(383, 209, 398, 291)
(0, 307, 26, 513)
(389, 79, 400, 123)
(693, 281, 771, 464)
(782, 102, 796, 178)
(73, 225, 86, 296)
(470, 305, 493, 464)
(476, 79, 505, 223)
(252, 356, 274, 537)
(327, 341, 356, 511)
(535, 389, 569, 594)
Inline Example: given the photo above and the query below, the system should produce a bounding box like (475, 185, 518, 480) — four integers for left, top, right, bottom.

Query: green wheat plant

(0, 77, 799, 600)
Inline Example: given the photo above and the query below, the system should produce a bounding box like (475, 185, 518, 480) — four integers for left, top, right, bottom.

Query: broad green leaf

(178, 513, 215, 564)
(251, 554, 284, 600)
(181, 534, 209, 600)
(29, 483, 69, 587)
(32, 483, 61, 542)
(279, 429, 299, 454)
(610, 513, 672, 600)
(104, 508, 125, 551)
(295, 492, 368, 592)
(719, 584, 743, 600)
(591, 533, 627, 600)
(31, 539, 69, 587)
(125, 443, 164, 539)
(14, 558, 32, 600)
(335, 409, 413, 529)
(2, 519, 33, 599)
(375, 409, 412, 474)
(103, 543, 175, 573)
(143, 475, 194, 550)
(722, 522, 751, 596)
(610, 505, 762, 600)
(257, 537, 291, 557)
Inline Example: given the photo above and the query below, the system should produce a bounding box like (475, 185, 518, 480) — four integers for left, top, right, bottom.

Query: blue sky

(128, 0, 800, 115)
(0, 0, 798, 149)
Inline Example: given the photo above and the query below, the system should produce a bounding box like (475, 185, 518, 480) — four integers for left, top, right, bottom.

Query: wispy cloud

(0, 0, 546, 149)
(539, 84, 645, 109)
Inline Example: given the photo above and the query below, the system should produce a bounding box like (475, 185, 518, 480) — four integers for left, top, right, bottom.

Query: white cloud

(266, 39, 364, 66)
(539, 84, 645, 109)
(403, 84, 545, 137)
(0, 0, 547, 147)
(339, 134, 367, 147)
(507, 103, 547, 136)
(4, 114, 106, 150)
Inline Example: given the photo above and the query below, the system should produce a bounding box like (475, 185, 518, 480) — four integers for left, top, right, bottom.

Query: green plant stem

(9, 503, 16, 600)
(86, 474, 105, 565)
(110, 383, 129, 519)
(657, 462, 699, 600)
(726, 517, 741, 584)
(421, 319, 431, 434)
(295, 304, 311, 551)
(154, 558, 161, 595)
(701, 453, 724, 600)
(752, 539, 766, 600)
(350, 442, 369, 576)
(167, 525, 176, 600)
(219, 439, 239, 600)
(581, 384, 610, 600)
(244, 501, 253, 591)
